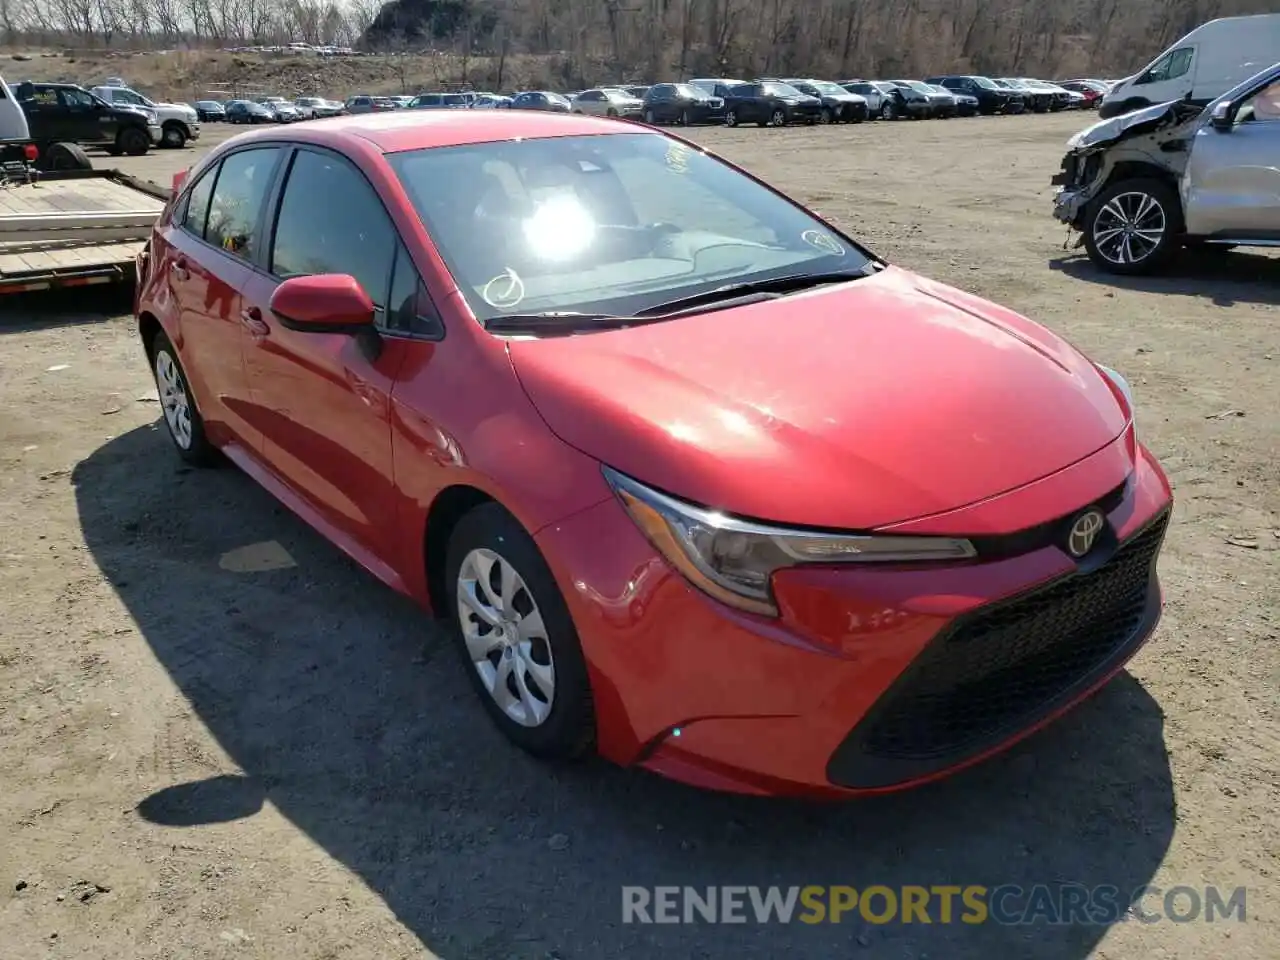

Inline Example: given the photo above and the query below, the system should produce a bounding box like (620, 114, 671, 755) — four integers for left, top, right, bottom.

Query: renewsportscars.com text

(621, 884, 1247, 925)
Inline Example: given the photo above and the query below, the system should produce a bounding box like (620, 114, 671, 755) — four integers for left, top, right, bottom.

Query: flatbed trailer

(0, 168, 168, 295)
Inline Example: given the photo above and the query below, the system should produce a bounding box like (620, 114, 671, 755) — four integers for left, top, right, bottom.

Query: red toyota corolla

(134, 111, 1171, 798)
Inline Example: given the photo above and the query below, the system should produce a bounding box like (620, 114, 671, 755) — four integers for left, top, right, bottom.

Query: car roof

(222, 110, 653, 153)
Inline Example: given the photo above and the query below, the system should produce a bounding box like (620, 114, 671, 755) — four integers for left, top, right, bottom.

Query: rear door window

(205, 147, 283, 261)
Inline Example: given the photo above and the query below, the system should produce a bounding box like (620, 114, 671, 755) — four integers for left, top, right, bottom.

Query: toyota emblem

(1065, 509, 1106, 558)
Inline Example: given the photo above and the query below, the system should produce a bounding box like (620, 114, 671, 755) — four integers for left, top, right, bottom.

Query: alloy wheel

(154, 348, 193, 450)
(770, 108, 786, 126)
(456, 547, 556, 728)
(1092, 191, 1167, 266)
(725, 110, 738, 126)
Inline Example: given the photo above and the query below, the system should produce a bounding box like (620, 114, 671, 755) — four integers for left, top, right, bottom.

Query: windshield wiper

(484, 311, 660, 335)
(632, 270, 869, 317)
(484, 270, 870, 335)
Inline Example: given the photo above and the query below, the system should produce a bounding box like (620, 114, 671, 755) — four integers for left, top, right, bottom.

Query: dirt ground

(0, 112, 1277, 960)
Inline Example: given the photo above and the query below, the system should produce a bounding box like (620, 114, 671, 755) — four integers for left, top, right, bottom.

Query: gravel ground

(0, 112, 1276, 960)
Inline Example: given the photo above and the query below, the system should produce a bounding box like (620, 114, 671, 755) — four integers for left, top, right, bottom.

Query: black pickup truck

(14, 82, 160, 159)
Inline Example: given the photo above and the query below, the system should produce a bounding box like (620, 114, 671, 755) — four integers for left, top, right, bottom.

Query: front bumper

(536, 436, 1171, 798)
(188, 120, 201, 140)
(147, 123, 162, 144)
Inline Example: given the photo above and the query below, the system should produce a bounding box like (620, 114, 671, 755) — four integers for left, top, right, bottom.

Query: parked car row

(192, 96, 346, 124)
(488, 76, 1111, 128)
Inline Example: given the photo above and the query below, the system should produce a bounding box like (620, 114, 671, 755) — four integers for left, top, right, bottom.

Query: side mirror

(269, 274, 375, 334)
(1209, 101, 1233, 130)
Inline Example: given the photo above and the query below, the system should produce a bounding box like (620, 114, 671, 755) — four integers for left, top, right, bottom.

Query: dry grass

(2, 48, 579, 101)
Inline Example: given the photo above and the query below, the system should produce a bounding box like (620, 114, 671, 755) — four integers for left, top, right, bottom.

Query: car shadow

(1049, 250, 1280, 307)
(0, 284, 135, 333)
(74, 426, 1176, 960)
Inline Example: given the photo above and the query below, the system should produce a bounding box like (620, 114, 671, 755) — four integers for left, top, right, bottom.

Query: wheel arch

(138, 310, 163, 359)
(422, 483, 499, 616)
(1103, 160, 1181, 194)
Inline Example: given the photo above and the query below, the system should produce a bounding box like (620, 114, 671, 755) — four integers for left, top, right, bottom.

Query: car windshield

(762, 82, 804, 97)
(545, 92, 570, 105)
(809, 81, 845, 95)
(903, 81, 933, 93)
(969, 77, 997, 89)
(675, 84, 705, 98)
(388, 132, 871, 325)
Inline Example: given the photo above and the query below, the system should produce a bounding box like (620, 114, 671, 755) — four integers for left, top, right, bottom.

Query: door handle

(240, 306, 270, 336)
(171, 258, 189, 281)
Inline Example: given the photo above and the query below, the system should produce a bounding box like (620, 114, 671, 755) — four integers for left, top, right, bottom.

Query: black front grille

(827, 510, 1169, 789)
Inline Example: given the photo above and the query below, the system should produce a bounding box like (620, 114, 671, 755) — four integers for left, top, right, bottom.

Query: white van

(1099, 14, 1280, 118)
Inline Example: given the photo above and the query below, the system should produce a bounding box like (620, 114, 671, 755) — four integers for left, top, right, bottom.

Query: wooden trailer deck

(0, 171, 168, 294)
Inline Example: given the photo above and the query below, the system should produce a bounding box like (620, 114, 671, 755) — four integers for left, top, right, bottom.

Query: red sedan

(135, 111, 1172, 798)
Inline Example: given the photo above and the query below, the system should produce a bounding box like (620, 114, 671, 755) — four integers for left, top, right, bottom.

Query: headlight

(144, 108, 158, 124)
(1095, 363, 1137, 436)
(603, 467, 976, 616)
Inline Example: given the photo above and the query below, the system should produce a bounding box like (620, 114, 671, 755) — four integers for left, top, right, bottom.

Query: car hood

(1066, 100, 1200, 150)
(509, 266, 1128, 531)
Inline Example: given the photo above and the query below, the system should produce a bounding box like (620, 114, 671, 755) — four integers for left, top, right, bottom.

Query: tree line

(1, 0, 1276, 83)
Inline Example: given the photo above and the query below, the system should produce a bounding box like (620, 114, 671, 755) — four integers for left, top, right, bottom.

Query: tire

(117, 126, 149, 156)
(644, 108, 656, 124)
(40, 141, 91, 172)
(160, 122, 187, 148)
(149, 331, 218, 466)
(679, 109, 690, 126)
(1083, 178, 1183, 276)
(881, 101, 894, 120)
(606, 107, 617, 117)
(819, 107, 833, 124)
(768, 107, 786, 127)
(725, 109, 738, 127)
(444, 503, 595, 760)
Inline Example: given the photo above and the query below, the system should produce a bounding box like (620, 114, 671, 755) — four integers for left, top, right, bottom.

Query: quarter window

(385, 243, 439, 336)
(205, 147, 282, 261)
(181, 166, 217, 239)
(269, 148, 396, 317)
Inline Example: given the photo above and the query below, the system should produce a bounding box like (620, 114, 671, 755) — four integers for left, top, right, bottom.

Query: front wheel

(644, 108, 656, 124)
(445, 503, 595, 759)
(819, 107, 833, 124)
(160, 123, 187, 148)
(725, 109, 738, 127)
(679, 109, 690, 126)
(1083, 178, 1182, 275)
(767, 107, 787, 127)
(881, 101, 894, 120)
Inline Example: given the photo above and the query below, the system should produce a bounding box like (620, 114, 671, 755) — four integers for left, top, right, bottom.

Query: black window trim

(262, 143, 445, 343)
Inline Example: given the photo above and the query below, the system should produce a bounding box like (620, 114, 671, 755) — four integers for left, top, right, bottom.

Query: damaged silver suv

(1052, 62, 1280, 274)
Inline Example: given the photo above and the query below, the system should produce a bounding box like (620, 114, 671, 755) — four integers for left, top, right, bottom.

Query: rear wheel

(117, 126, 149, 156)
(40, 141, 91, 172)
(444, 503, 595, 759)
(149, 331, 218, 466)
(1083, 178, 1182, 275)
